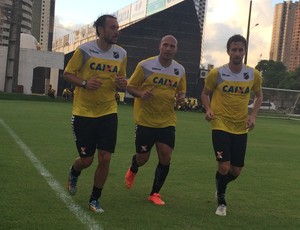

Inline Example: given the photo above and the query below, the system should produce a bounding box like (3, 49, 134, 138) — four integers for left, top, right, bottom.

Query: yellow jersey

(65, 40, 127, 117)
(128, 56, 186, 128)
(205, 64, 262, 134)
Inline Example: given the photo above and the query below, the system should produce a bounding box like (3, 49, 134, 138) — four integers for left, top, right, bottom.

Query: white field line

(0, 117, 103, 230)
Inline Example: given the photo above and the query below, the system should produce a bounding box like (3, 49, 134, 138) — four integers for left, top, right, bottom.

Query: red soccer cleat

(124, 167, 136, 189)
(148, 193, 165, 205)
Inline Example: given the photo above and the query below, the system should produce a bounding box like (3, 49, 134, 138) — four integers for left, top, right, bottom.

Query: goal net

(249, 87, 300, 120)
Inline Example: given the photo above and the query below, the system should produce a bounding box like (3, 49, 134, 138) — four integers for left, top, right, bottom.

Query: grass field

(0, 97, 299, 230)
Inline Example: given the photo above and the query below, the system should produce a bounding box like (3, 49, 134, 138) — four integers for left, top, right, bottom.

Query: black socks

(130, 155, 139, 173)
(70, 165, 81, 177)
(215, 171, 238, 205)
(90, 186, 102, 202)
(150, 163, 170, 195)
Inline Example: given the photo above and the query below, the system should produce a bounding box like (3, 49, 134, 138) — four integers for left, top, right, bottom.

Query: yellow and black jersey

(65, 40, 127, 117)
(205, 64, 262, 134)
(128, 56, 186, 128)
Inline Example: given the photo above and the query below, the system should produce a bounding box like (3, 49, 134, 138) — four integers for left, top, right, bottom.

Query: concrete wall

(0, 46, 64, 94)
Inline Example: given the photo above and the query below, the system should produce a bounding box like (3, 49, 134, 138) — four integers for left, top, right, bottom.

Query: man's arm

(127, 85, 154, 100)
(63, 72, 84, 87)
(247, 88, 263, 130)
(63, 72, 102, 90)
(201, 87, 215, 121)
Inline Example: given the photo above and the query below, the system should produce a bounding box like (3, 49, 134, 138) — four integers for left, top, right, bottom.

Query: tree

(255, 60, 288, 88)
(277, 72, 295, 89)
(288, 67, 300, 90)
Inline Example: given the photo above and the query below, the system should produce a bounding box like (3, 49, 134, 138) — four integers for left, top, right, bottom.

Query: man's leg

(148, 142, 172, 205)
(88, 150, 111, 213)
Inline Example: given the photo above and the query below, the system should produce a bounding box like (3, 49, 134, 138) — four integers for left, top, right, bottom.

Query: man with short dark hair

(63, 14, 127, 213)
(201, 34, 263, 216)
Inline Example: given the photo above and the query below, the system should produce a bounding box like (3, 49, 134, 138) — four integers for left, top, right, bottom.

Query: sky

(54, 0, 289, 68)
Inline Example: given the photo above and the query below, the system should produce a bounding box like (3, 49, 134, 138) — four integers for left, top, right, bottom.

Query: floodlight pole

(244, 0, 252, 65)
(4, 0, 22, 93)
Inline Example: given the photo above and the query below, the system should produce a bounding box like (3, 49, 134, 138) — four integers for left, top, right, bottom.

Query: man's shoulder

(140, 56, 157, 63)
(171, 59, 185, 71)
(78, 40, 96, 51)
(208, 67, 221, 75)
(113, 44, 127, 53)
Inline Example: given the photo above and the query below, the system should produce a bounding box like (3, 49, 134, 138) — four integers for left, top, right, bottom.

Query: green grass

(0, 91, 71, 103)
(0, 98, 299, 230)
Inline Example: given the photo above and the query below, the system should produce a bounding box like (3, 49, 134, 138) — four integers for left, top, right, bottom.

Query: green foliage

(255, 60, 300, 90)
(0, 99, 300, 230)
(289, 66, 300, 90)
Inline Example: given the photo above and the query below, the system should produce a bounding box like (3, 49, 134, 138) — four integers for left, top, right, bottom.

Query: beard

(103, 35, 117, 45)
(232, 57, 242, 65)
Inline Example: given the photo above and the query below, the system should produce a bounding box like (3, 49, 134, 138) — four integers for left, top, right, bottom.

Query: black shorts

(212, 130, 248, 167)
(71, 113, 118, 157)
(135, 125, 175, 153)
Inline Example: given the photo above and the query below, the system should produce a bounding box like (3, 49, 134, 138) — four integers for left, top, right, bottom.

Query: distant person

(62, 88, 72, 101)
(201, 34, 263, 216)
(47, 85, 56, 99)
(124, 35, 186, 205)
(63, 14, 127, 213)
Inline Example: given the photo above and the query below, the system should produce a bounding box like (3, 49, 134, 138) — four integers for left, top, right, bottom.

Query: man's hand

(115, 75, 127, 89)
(205, 108, 215, 121)
(246, 115, 256, 131)
(176, 91, 185, 106)
(85, 76, 102, 90)
(141, 86, 154, 100)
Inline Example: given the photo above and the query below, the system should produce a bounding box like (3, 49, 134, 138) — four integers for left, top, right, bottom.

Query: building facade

(0, 0, 33, 47)
(270, 0, 300, 71)
(0, 0, 55, 49)
(0, 0, 63, 94)
(32, 0, 55, 51)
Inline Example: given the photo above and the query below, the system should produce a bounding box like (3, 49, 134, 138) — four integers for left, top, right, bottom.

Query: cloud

(202, 0, 274, 68)
(53, 16, 86, 40)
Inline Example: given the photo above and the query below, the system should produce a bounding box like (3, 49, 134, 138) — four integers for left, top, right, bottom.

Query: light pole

(244, 0, 252, 65)
(3, 0, 22, 93)
(245, 22, 259, 65)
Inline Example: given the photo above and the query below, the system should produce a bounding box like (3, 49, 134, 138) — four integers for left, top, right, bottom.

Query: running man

(124, 35, 186, 205)
(201, 34, 263, 216)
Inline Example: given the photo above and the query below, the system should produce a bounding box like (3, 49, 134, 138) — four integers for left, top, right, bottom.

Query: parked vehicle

(248, 101, 277, 110)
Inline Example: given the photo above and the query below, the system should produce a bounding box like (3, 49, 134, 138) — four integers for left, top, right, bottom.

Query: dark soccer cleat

(88, 200, 104, 213)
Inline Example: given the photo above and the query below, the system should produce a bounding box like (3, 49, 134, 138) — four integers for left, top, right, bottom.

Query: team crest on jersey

(244, 73, 249, 79)
(174, 68, 179, 75)
(113, 52, 119, 59)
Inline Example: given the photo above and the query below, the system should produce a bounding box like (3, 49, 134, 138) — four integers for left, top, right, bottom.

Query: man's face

(99, 17, 120, 44)
(159, 37, 178, 61)
(227, 41, 246, 65)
